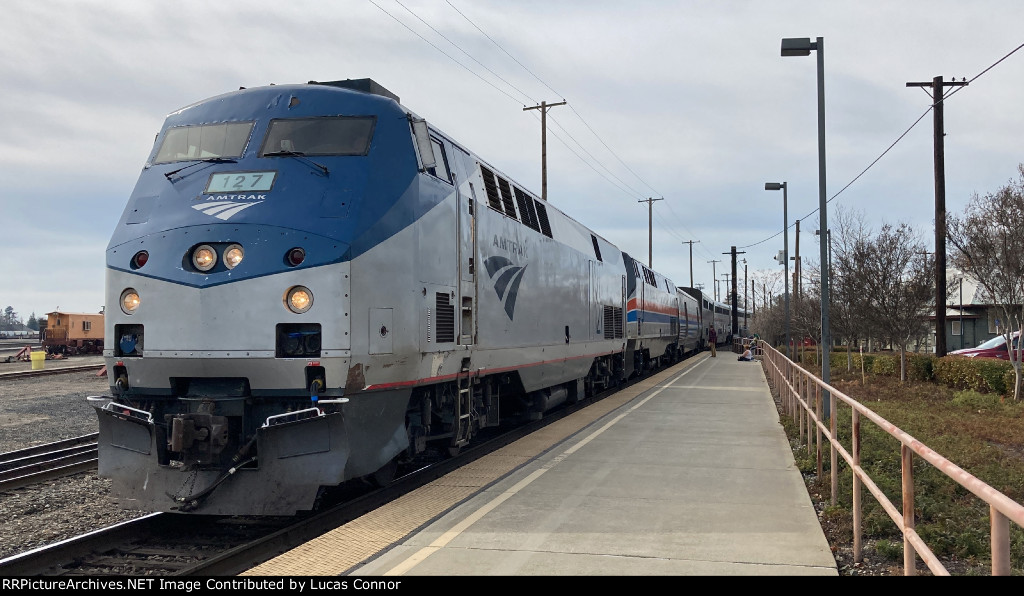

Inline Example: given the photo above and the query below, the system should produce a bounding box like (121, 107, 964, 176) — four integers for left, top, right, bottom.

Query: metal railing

(761, 342, 1024, 576)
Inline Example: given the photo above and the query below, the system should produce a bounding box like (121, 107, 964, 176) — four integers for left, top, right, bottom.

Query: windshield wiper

(263, 151, 330, 176)
(164, 157, 238, 180)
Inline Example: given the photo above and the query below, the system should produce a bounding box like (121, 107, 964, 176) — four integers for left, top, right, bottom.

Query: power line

(445, 0, 562, 99)
(438, 2, 675, 212)
(392, 0, 536, 105)
(740, 41, 1024, 251)
(365, 0, 524, 105)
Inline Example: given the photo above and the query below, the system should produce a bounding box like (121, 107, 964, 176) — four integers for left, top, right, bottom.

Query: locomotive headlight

(192, 245, 217, 272)
(120, 289, 141, 314)
(223, 244, 244, 269)
(286, 286, 313, 313)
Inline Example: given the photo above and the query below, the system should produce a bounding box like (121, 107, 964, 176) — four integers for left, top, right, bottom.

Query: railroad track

(0, 364, 105, 380)
(0, 434, 99, 490)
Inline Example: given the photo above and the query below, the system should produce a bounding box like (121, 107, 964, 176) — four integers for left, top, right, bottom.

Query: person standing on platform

(708, 325, 717, 357)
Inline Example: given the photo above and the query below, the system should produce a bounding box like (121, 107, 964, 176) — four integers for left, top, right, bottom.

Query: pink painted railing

(760, 342, 1024, 576)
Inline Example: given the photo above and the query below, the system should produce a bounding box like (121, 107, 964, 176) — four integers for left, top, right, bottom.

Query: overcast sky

(2, 0, 1022, 324)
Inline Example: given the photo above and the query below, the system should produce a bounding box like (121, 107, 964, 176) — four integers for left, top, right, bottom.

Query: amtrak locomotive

(91, 79, 746, 515)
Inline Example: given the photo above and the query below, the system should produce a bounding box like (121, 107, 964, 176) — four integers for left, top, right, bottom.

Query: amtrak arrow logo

(192, 201, 263, 221)
(485, 256, 527, 320)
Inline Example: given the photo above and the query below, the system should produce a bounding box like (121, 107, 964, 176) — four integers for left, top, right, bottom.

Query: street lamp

(765, 182, 791, 359)
(782, 36, 831, 417)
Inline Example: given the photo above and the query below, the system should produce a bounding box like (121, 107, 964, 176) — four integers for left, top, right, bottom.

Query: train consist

(91, 79, 748, 515)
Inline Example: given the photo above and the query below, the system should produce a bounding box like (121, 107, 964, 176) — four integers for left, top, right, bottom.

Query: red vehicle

(949, 332, 1021, 360)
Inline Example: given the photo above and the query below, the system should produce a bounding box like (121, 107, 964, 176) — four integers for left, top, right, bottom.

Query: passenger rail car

(90, 79, 695, 515)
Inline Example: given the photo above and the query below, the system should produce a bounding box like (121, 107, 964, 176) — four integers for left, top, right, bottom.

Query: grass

(775, 366, 1024, 575)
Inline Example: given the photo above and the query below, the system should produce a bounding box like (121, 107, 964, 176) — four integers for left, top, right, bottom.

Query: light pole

(815, 229, 832, 297)
(765, 181, 791, 359)
(782, 36, 831, 417)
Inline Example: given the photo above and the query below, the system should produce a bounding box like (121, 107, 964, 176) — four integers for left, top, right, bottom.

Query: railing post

(831, 389, 838, 506)
(815, 382, 822, 478)
(902, 444, 917, 575)
(991, 506, 1010, 576)
(799, 373, 805, 446)
(805, 376, 812, 455)
(853, 409, 863, 563)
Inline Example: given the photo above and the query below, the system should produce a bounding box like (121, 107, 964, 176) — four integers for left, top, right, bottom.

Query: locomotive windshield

(260, 116, 375, 156)
(153, 122, 255, 164)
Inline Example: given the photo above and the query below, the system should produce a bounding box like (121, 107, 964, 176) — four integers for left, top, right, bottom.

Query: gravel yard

(0, 363, 148, 561)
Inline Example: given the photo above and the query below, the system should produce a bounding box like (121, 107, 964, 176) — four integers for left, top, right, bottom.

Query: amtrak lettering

(192, 195, 266, 221)
(484, 255, 527, 320)
(491, 234, 527, 258)
(197, 194, 268, 202)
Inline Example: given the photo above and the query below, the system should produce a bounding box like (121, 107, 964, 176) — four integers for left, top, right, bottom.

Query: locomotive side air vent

(308, 79, 400, 103)
(435, 293, 455, 343)
(515, 187, 540, 233)
(603, 306, 624, 339)
(497, 177, 518, 220)
(534, 201, 553, 238)
(591, 234, 603, 262)
(479, 165, 503, 213)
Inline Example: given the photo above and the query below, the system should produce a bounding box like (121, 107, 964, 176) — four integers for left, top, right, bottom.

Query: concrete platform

(251, 353, 837, 576)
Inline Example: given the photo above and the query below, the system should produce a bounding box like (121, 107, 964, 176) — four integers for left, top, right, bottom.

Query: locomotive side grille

(497, 177, 518, 220)
(479, 165, 503, 212)
(534, 201, 553, 238)
(435, 293, 455, 343)
(591, 234, 603, 262)
(514, 187, 540, 232)
(603, 306, 624, 339)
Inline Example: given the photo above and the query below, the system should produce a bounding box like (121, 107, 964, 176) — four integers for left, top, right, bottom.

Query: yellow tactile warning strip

(244, 354, 707, 576)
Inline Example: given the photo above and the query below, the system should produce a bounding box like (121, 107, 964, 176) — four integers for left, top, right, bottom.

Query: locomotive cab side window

(426, 138, 453, 184)
(260, 116, 375, 156)
(154, 121, 254, 164)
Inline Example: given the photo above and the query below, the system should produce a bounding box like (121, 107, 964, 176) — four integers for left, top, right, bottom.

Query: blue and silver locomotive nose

(94, 81, 417, 514)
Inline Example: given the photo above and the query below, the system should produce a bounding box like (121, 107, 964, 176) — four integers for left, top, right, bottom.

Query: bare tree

(947, 164, 1024, 400)
(748, 269, 786, 347)
(831, 208, 881, 369)
(860, 222, 933, 382)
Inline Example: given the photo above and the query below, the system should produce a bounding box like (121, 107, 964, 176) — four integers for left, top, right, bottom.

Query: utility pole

(794, 219, 801, 300)
(906, 75, 967, 357)
(724, 246, 745, 337)
(638, 197, 663, 268)
(707, 260, 721, 300)
(683, 240, 700, 287)
(523, 100, 567, 202)
(743, 258, 749, 331)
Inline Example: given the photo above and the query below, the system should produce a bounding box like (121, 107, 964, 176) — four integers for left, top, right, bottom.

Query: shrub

(871, 354, 899, 377)
(935, 356, 1013, 394)
(907, 354, 936, 382)
(875, 539, 903, 562)
(850, 352, 875, 374)
(951, 390, 1002, 410)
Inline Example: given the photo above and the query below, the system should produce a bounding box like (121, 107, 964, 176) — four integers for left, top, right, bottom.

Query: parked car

(949, 332, 1020, 360)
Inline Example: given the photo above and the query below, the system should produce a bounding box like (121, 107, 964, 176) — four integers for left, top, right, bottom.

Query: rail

(0, 434, 100, 490)
(760, 342, 1024, 576)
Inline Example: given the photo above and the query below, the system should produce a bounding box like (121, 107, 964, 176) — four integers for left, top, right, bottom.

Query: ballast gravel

(0, 363, 147, 561)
